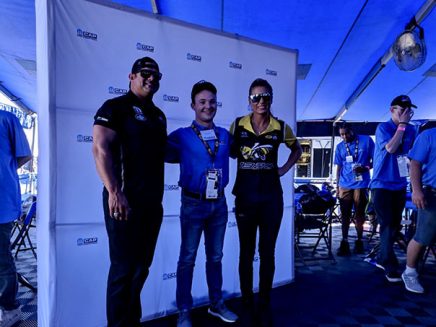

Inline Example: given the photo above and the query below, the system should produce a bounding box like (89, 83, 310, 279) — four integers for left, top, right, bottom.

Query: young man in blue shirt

(334, 123, 374, 256)
(369, 95, 416, 282)
(402, 127, 436, 293)
(0, 110, 32, 327)
(166, 81, 237, 327)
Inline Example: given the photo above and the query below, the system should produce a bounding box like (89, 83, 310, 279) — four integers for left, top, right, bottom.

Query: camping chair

(11, 200, 37, 259)
(294, 185, 336, 263)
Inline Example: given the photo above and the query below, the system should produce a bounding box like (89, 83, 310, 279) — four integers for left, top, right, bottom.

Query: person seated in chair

(334, 122, 374, 256)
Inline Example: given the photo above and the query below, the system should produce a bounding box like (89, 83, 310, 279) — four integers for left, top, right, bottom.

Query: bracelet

(399, 122, 409, 125)
(397, 126, 406, 131)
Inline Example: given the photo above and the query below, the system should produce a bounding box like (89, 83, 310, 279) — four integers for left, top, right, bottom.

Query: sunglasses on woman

(249, 93, 271, 103)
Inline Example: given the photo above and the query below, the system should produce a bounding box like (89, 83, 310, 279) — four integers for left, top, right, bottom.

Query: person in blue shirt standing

(334, 122, 374, 256)
(166, 81, 238, 327)
(0, 110, 32, 327)
(369, 95, 416, 283)
(401, 127, 436, 293)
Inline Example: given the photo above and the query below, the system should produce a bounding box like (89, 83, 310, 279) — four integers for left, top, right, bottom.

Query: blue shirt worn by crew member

(409, 128, 436, 189)
(0, 111, 31, 223)
(166, 120, 230, 195)
(334, 135, 374, 189)
(370, 119, 416, 190)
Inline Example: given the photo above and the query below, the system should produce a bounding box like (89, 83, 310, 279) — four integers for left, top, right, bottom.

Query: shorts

(413, 188, 436, 246)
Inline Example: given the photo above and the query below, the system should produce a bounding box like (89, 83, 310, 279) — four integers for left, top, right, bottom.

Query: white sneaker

(0, 307, 21, 327)
(402, 271, 424, 294)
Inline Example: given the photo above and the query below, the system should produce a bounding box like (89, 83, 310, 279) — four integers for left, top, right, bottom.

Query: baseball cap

(390, 95, 417, 109)
(191, 80, 217, 103)
(131, 57, 160, 74)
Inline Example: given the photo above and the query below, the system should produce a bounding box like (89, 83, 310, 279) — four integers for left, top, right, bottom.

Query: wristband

(399, 121, 409, 125)
(397, 126, 406, 131)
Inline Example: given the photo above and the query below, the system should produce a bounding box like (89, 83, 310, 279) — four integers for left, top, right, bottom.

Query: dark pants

(103, 190, 163, 327)
(235, 195, 283, 303)
(0, 222, 19, 311)
(372, 188, 406, 273)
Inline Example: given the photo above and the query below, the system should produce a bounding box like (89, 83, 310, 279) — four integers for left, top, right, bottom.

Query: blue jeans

(176, 195, 228, 311)
(372, 188, 406, 273)
(0, 222, 19, 310)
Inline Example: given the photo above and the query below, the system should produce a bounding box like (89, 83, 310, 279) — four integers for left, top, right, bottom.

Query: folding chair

(11, 200, 37, 259)
(294, 187, 336, 263)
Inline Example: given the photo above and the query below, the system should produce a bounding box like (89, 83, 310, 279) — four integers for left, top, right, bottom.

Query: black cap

(390, 95, 417, 109)
(131, 57, 159, 74)
(191, 80, 217, 103)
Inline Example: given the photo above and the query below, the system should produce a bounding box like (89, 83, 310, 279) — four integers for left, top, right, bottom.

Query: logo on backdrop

(229, 61, 242, 69)
(266, 69, 277, 76)
(187, 53, 202, 62)
(227, 221, 237, 228)
(163, 272, 177, 280)
(76, 29, 98, 41)
(217, 101, 223, 108)
(77, 237, 98, 246)
(136, 42, 155, 52)
(108, 86, 128, 95)
(77, 135, 93, 143)
(164, 184, 180, 191)
(163, 94, 180, 103)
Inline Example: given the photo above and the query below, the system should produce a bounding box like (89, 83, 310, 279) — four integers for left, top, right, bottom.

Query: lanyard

(191, 123, 219, 160)
(345, 137, 359, 162)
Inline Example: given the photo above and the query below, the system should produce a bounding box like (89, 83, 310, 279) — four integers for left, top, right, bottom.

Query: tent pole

(329, 121, 336, 179)
(150, 0, 159, 14)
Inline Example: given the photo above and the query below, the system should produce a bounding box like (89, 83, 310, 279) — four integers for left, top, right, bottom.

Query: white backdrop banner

(36, 0, 298, 325)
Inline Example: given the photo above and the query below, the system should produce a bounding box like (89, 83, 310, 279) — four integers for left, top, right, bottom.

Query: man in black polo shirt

(92, 57, 167, 327)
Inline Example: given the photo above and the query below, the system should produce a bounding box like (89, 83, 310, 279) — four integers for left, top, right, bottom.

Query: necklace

(251, 116, 269, 135)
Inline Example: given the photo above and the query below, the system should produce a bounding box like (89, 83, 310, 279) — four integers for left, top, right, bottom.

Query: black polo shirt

(94, 91, 167, 205)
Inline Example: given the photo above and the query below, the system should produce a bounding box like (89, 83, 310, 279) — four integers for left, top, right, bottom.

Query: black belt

(182, 189, 224, 200)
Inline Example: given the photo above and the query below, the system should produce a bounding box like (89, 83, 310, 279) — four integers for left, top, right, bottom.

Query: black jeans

(235, 195, 283, 303)
(372, 188, 406, 273)
(103, 189, 163, 327)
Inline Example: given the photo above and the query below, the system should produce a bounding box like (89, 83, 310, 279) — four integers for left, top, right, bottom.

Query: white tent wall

(36, 0, 297, 325)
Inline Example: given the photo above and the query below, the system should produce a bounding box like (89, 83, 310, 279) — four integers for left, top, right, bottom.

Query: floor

(13, 221, 436, 327)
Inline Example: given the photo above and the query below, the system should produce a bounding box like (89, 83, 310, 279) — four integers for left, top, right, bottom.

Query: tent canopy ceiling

(0, 0, 435, 121)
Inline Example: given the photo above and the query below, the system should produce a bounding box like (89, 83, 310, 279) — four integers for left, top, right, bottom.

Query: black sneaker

(354, 239, 365, 254)
(385, 271, 402, 283)
(337, 240, 351, 256)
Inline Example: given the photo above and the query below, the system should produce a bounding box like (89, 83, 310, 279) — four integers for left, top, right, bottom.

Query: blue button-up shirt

(334, 134, 374, 189)
(165, 120, 230, 194)
(0, 111, 31, 223)
(409, 128, 436, 189)
(370, 119, 416, 190)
